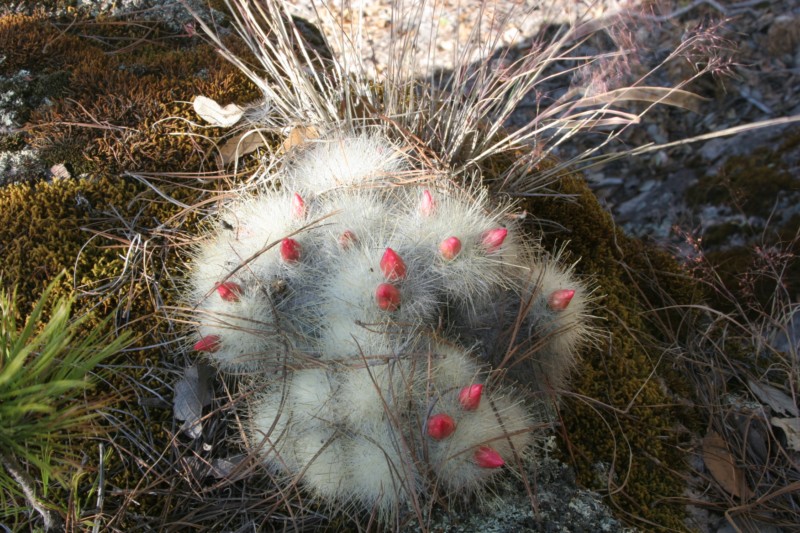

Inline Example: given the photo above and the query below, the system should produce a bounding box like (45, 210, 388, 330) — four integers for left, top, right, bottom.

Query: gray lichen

(0, 148, 44, 185)
(0, 67, 27, 134)
(415, 441, 636, 532)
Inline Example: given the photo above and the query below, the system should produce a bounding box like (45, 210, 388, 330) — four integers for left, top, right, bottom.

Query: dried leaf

(183, 455, 247, 480)
(748, 379, 799, 417)
(702, 431, 753, 500)
(280, 125, 319, 153)
(193, 95, 244, 127)
(733, 412, 770, 464)
(218, 131, 268, 165)
(174, 364, 213, 439)
(771, 417, 800, 451)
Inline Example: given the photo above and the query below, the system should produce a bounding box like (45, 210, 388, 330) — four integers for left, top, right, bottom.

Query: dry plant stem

(639, 0, 763, 22)
(0, 451, 62, 532)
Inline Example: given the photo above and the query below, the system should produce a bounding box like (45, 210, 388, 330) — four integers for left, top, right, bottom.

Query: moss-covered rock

(686, 129, 800, 316)
(0, 9, 259, 529)
(518, 173, 704, 530)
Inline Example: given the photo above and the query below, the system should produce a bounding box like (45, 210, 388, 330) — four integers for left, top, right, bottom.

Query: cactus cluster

(186, 134, 592, 518)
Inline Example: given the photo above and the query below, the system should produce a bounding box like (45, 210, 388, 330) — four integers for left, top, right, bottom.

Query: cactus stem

(427, 414, 456, 440)
(380, 248, 407, 280)
(420, 189, 435, 216)
(458, 384, 483, 410)
(474, 446, 504, 468)
(375, 283, 401, 311)
(280, 238, 301, 262)
(291, 192, 306, 218)
(548, 289, 575, 311)
(216, 281, 243, 302)
(439, 237, 462, 261)
(193, 335, 220, 353)
(481, 228, 508, 252)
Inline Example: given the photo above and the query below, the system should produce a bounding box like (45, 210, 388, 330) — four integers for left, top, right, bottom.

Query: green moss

(0, 12, 260, 179)
(0, 10, 262, 528)
(704, 242, 800, 317)
(687, 131, 800, 219)
(682, 129, 800, 323)
(701, 221, 748, 248)
(0, 133, 26, 152)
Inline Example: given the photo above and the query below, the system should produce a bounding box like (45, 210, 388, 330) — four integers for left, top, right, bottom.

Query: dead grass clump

(664, 227, 799, 530)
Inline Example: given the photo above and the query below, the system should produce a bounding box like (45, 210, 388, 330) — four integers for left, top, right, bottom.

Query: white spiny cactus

(282, 135, 410, 194)
(521, 255, 593, 391)
(186, 133, 591, 518)
(247, 337, 538, 517)
(152, 0, 745, 525)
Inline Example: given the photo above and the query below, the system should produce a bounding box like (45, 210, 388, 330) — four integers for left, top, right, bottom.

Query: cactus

(184, 132, 593, 518)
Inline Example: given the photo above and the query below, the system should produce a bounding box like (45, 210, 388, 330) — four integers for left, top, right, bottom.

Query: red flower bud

(339, 230, 357, 249)
(548, 289, 575, 311)
(481, 228, 508, 252)
(427, 414, 456, 440)
(280, 238, 301, 262)
(458, 384, 483, 410)
(474, 446, 504, 468)
(193, 335, 220, 353)
(439, 236, 462, 260)
(291, 192, 305, 218)
(375, 283, 401, 311)
(420, 189, 435, 216)
(216, 281, 242, 302)
(380, 248, 407, 280)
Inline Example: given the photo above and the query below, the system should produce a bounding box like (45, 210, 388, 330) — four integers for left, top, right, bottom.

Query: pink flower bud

(291, 192, 305, 218)
(481, 228, 508, 252)
(474, 446, 504, 468)
(216, 281, 242, 302)
(420, 189, 435, 216)
(427, 414, 456, 440)
(280, 238, 301, 262)
(458, 384, 483, 410)
(338, 230, 357, 249)
(193, 335, 220, 353)
(375, 283, 401, 311)
(548, 289, 575, 311)
(439, 236, 462, 260)
(380, 248, 407, 280)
